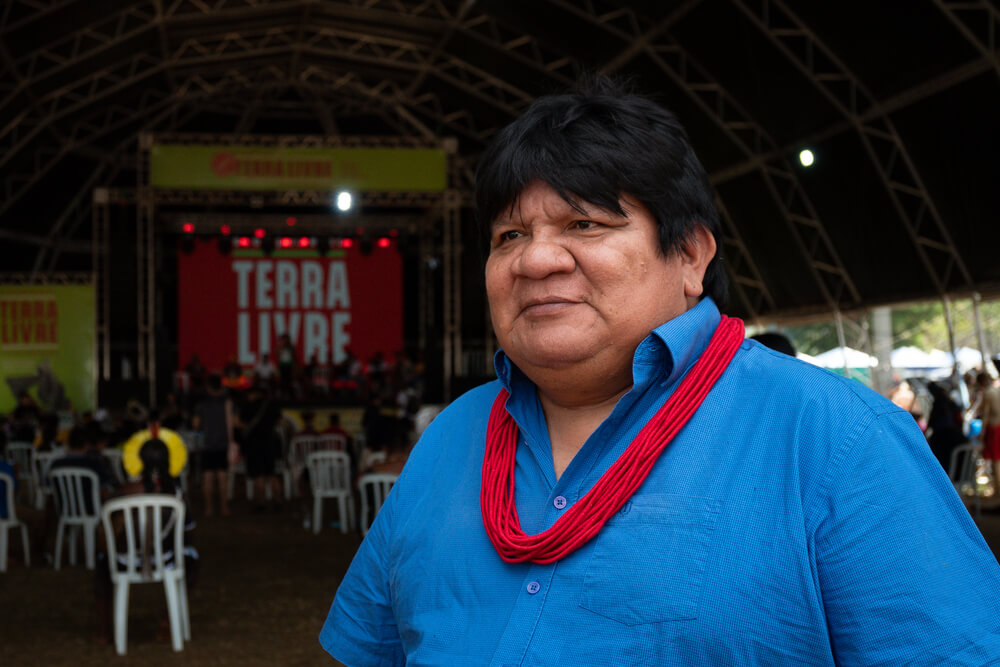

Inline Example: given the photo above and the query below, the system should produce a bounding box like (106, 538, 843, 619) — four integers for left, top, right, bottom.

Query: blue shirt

(321, 299, 1000, 665)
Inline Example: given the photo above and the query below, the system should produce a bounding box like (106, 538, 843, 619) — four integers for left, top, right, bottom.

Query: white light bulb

(336, 191, 353, 212)
(799, 149, 815, 167)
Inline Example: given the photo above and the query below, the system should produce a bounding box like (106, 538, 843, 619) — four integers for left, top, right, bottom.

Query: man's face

(485, 180, 703, 375)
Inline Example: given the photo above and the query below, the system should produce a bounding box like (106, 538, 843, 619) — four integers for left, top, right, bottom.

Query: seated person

(50, 426, 118, 512)
(322, 413, 353, 452)
(95, 437, 197, 644)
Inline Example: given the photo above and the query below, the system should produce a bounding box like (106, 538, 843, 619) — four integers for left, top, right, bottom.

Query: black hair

(207, 374, 222, 391)
(67, 425, 92, 452)
(475, 75, 727, 307)
(139, 438, 176, 495)
(749, 332, 797, 357)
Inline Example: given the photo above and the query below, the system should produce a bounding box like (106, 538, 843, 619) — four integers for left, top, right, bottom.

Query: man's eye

(574, 220, 599, 230)
(497, 230, 522, 243)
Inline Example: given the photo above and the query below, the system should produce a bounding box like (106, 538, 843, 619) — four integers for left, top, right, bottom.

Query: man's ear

(681, 225, 717, 300)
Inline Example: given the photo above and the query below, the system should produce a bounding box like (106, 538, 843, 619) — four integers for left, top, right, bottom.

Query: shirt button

(553, 495, 567, 510)
(526, 581, 540, 595)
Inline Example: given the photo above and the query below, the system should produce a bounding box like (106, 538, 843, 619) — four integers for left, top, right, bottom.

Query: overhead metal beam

(548, 0, 859, 312)
(733, 0, 974, 296)
(932, 0, 1000, 78)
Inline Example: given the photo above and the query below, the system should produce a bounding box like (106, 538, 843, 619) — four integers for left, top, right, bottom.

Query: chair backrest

(320, 433, 346, 451)
(359, 473, 397, 517)
(50, 467, 101, 520)
(33, 450, 62, 488)
(5, 442, 34, 476)
(289, 435, 328, 468)
(949, 442, 982, 488)
(102, 449, 126, 486)
(101, 494, 185, 584)
(0, 470, 17, 522)
(306, 451, 351, 494)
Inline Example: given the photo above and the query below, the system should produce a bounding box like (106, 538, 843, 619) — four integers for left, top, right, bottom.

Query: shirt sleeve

(812, 409, 1000, 665)
(319, 474, 405, 667)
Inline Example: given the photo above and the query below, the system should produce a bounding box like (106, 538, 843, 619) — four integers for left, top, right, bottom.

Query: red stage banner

(177, 240, 402, 373)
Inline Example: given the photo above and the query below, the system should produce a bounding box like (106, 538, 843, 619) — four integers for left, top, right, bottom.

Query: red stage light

(182, 223, 194, 234)
(298, 236, 311, 248)
(340, 238, 354, 249)
(237, 237, 251, 248)
(279, 237, 293, 248)
(286, 216, 297, 226)
(254, 228, 266, 239)
(376, 237, 391, 249)
(220, 225, 231, 236)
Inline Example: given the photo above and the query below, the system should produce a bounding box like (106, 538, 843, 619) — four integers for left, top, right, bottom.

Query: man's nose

(513, 234, 575, 279)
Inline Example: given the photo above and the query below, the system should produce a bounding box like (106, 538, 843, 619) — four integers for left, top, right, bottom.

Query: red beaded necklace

(481, 315, 745, 564)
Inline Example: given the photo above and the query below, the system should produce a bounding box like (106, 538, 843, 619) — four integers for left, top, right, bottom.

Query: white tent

(891, 346, 939, 369)
(954, 347, 984, 371)
(813, 346, 878, 369)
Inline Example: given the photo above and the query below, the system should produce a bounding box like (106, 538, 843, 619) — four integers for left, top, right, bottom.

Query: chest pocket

(578, 494, 721, 625)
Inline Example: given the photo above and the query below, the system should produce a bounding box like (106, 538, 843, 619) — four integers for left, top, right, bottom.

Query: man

(321, 80, 1000, 664)
(193, 374, 235, 516)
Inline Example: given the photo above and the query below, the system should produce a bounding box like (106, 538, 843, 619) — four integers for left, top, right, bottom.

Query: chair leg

(246, 478, 254, 501)
(0, 526, 8, 573)
(178, 578, 191, 641)
(19, 524, 29, 567)
(163, 576, 184, 652)
(313, 496, 322, 535)
(337, 497, 348, 534)
(54, 521, 64, 570)
(114, 581, 130, 655)
(84, 524, 96, 570)
(68, 527, 78, 567)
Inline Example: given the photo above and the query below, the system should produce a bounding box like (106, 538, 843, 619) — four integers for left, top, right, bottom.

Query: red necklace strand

(481, 315, 745, 564)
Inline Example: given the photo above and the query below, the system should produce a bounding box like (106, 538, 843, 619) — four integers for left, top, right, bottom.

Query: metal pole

(972, 292, 989, 372)
(871, 307, 894, 395)
(834, 309, 850, 378)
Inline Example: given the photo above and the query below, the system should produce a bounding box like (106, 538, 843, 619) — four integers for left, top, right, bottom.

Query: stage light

(340, 238, 354, 249)
(376, 237, 391, 249)
(182, 222, 195, 234)
(298, 236, 311, 248)
(237, 236, 252, 248)
(279, 237, 293, 249)
(254, 227, 266, 239)
(799, 149, 815, 167)
(286, 216, 297, 226)
(220, 225, 231, 236)
(336, 191, 353, 212)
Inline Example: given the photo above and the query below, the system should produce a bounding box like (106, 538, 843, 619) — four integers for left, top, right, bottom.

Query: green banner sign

(0, 285, 95, 414)
(150, 145, 447, 192)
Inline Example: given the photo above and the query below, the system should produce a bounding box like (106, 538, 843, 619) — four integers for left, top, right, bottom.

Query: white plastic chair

(101, 494, 190, 655)
(306, 451, 353, 534)
(32, 449, 62, 510)
(288, 434, 343, 498)
(102, 449, 126, 486)
(949, 442, 983, 494)
(50, 467, 101, 569)
(358, 473, 398, 537)
(0, 471, 30, 572)
(5, 442, 35, 503)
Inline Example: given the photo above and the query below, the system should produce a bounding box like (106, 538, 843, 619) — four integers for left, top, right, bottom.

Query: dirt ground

(0, 491, 355, 667)
(3, 492, 1000, 666)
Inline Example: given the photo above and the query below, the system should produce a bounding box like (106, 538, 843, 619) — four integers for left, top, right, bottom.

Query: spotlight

(220, 225, 231, 236)
(237, 236, 252, 248)
(799, 149, 815, 167)
(279, 237, 293, 249)
(254, 227, 266, 239)
(298, 236, 311, 248)
(286, 216, 297, 226)
(335, 191, 353, 212)
(376, 237, 391, 249)
(340, 238, 355, 249)
(181, 222, 195, 234)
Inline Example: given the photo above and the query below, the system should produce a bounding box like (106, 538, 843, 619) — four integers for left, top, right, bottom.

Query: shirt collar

(493, 297, 722, 394)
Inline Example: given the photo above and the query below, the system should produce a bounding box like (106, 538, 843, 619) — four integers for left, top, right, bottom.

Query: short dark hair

(475, 76, 727, 308)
